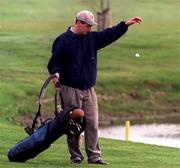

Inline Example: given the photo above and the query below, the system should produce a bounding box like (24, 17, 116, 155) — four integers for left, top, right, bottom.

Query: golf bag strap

(54, 81, 64, 116)
(38, 74, 56, 105)
(29, 74, 56, 133)
(31, 104, 42, 130)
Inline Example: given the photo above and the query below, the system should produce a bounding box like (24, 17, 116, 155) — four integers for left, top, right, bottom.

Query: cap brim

(93, 21, 98, 25)
(88, 21, 98, 26)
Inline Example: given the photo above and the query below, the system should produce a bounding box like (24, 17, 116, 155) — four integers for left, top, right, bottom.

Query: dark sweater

(47, 21, 128, 90)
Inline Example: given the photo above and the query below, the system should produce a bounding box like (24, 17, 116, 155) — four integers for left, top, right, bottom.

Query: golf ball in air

(135, 53, 140, 57)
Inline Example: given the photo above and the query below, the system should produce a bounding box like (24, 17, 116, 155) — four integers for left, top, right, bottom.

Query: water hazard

(99, 124, 180, 148)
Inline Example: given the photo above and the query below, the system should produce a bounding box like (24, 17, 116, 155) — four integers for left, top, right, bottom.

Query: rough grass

(0, 0, 180, 125)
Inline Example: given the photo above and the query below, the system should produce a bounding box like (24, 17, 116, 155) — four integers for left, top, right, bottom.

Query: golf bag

(7, 74, 85, 162)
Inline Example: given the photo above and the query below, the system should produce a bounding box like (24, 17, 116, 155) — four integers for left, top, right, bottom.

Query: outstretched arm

(125, 17, 142, 26)
(93, 16, 142, 50)
(94, 21, 128, 50)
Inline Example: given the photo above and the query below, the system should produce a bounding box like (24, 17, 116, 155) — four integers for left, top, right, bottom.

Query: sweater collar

(66, 26, 87, 37)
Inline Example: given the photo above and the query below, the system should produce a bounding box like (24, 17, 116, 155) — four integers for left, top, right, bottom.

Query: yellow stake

(125, 120, 130, 141)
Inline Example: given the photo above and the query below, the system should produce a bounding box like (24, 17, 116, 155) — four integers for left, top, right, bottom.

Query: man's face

(78, 21, 92, 35)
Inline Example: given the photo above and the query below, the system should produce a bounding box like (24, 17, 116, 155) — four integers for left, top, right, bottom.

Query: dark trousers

(61, 85, 101, 162)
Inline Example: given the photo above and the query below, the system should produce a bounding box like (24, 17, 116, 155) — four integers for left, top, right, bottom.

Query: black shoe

(71, 159, 83, 164)
(89, 159, 109, 165)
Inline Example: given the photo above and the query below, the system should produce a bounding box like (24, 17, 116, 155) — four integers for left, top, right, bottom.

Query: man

(47, 10, 142, 165)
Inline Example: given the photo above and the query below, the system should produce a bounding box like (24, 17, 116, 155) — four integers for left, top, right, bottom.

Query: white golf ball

(135, 53, 140, 57)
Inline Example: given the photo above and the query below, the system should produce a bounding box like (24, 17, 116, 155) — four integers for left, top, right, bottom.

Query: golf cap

(76, 10, 97, 26)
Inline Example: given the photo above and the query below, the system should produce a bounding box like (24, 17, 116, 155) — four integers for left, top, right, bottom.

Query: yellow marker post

(125, 120, 130, 141)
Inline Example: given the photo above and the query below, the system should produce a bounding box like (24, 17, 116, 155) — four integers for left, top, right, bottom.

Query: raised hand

(125, 17, 142, 26)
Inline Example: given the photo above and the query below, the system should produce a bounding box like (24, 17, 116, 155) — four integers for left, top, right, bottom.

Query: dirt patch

(15, 112, 54, 127)
(16, 115, 34, 127)
(15, 91, 180, 127)
(97, 94, 115, 101)
(144, 81, 161, 90)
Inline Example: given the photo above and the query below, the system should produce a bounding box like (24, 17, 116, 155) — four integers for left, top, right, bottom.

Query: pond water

(99, 124, 180, 148)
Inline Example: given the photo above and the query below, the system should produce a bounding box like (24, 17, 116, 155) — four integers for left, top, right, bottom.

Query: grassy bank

(0, 0, 180, 125)
(1, 122, 180, 168)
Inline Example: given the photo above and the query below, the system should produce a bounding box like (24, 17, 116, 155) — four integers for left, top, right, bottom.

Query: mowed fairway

(1, 122, 180, 168)
(0, 0, 180, 123)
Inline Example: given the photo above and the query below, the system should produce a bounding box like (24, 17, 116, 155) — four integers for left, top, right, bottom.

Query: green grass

(0, 0, 180, 124)
(1, 122, 180, 168)
(1, 1, 180, 167)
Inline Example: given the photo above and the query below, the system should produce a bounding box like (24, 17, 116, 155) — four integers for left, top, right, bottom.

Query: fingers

(53, 73, 60, 84)
(125, 16, 142, 26)
(55, 72, 60, 79)
(134, 17, 142, 24)
(53, 78, 58, 84)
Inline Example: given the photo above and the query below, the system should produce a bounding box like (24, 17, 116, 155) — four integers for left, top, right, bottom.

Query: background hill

(0, 0, 180, 126)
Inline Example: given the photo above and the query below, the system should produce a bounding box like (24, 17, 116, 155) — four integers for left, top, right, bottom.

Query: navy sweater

(47, 21, 128, 90)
